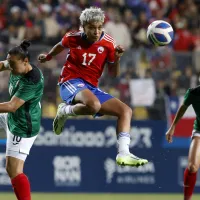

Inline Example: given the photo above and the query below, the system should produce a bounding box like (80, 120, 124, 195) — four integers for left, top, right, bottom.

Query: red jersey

(59, 31, 116, 87)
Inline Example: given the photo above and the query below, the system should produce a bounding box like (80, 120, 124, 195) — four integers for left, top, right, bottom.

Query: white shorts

(192, 130, 200, 138)
(0, 113, 37, 161)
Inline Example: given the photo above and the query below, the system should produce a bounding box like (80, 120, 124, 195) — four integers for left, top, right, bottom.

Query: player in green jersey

(0, 40, 44, 200)
(166, 87, 200, 200)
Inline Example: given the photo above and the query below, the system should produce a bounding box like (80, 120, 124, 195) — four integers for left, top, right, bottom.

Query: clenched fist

(115, 45, 125, 59)
(38, 54, 47, 63)
(38, 54, 52, 63)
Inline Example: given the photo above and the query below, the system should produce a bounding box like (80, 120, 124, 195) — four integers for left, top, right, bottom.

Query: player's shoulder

(188, 85, 200, 96)
(23, 64, 43, 84)
(65, 31, 82, 38)
(101, 32, 116, 48)
(63, 31, 82, 45)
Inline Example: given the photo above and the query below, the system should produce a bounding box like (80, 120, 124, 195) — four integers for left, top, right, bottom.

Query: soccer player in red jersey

(38, 7, 148, 167)
(166, 87, 200, 200)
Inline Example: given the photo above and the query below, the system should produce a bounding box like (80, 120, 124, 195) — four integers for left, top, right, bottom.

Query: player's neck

(84, 32, 104, 44)
(87, 39, 97, 44)
(86, 36, 99, 44)
(25, 64, 32, 74)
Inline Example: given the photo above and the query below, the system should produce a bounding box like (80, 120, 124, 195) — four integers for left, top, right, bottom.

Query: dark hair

(8, 40, 31, 60)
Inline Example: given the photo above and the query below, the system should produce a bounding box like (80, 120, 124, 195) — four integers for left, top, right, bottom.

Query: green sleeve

(183, 89, 192, 107)
(14, 81, 36, 101)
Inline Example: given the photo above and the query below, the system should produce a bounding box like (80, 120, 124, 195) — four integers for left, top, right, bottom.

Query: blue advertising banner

(0, 119, 195, 193)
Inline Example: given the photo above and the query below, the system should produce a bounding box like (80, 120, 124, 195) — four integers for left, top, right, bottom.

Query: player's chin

(92, 36, 99, 41)
(92, 39, 98, 42)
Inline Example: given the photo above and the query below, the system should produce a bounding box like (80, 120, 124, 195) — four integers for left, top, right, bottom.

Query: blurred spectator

(104, 9, 132, 49)
(8, 6, 26, 45)
(9, 0, 27, 9)
(0, 6, 6, 31)
(178, 65, 198, 91)
(31, 11, 45, 43)
(173, 17, 194, 51)
(136, 49, 150, 77)
(134, 11, 149, 46)
(156, 79, 170, 97)
(117, 67, 138, 106)
(41, 4, 60, 45)
(144, 68, 153, 78)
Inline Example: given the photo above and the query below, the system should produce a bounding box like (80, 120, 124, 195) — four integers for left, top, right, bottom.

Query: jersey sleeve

(14, 81, 37, 102)
(183, 89, 192, 107)
(61, 33, 70, 48)
(107, 42, 116, 64)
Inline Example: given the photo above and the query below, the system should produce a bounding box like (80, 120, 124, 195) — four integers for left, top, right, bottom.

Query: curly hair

(79, 7, 105, 26)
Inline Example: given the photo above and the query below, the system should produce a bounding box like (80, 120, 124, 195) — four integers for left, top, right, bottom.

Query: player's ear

(24, 57, 29, 64)
(79, 26, 84, 32)
(82, 24, 87, 32)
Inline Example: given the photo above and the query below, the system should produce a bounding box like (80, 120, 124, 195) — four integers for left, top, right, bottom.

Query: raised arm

(107, 45, 125, 77)
(165, 104, 188, 143)
(38, 42, 65, 63)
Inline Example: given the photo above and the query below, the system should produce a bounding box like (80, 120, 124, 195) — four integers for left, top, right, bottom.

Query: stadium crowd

(0, 0, 200, 120)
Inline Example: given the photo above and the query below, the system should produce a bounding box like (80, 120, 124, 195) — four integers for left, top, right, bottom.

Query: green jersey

(183, 87, 200, 131)
(8, 64, 44, 138)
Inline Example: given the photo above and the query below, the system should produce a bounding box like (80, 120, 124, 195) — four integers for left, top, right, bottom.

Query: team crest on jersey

(76, 46, 81, 49)
(77, 83, 85, 88)
(98, 46, 104, 54)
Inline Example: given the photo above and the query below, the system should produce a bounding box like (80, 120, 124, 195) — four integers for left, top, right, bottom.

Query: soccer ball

(147, 20, 174, 46)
